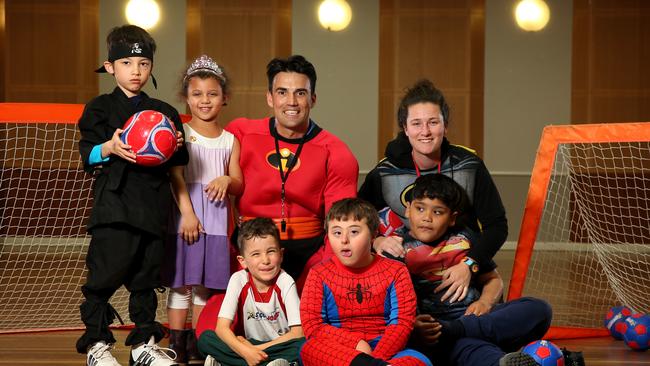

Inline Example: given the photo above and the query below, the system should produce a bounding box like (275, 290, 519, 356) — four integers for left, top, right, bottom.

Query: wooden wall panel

(378, 0, 484, 159)
(572, 0, 650, 124)
(186, 0, 291, 124)
(3, 0, 97, 103)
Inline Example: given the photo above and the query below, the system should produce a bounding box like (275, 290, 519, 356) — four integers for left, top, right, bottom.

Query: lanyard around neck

(274, 124, 308, 232)
(412, 152, 441, 177)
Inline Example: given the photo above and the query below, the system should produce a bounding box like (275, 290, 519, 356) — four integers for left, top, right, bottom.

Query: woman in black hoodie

(358, 79, 508, 306)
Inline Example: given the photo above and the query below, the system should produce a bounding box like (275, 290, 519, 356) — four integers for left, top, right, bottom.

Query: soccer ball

(522, 340, 565, 366)
(604, 305, 633, 340)
(120, 110, 178, 166)
(622, 313, 650, 351)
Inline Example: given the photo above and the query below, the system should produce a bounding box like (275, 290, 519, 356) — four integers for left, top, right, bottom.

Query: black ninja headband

(94, 42, 157, 88)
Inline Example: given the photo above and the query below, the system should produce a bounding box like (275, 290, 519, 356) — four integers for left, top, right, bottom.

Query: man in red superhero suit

(196, 55, 358, 338)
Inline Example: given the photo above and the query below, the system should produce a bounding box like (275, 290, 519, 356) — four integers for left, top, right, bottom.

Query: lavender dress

(163, 124, 233, 290)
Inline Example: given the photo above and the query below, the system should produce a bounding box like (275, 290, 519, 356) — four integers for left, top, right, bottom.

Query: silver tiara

(185, 55, 225, 81)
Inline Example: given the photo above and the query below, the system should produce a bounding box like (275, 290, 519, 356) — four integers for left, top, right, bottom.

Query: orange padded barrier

(0, 102, 191, 123)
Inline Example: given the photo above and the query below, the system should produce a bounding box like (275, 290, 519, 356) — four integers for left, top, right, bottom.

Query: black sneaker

(562, 347, 585, 366)
(499, 351, 539, 366)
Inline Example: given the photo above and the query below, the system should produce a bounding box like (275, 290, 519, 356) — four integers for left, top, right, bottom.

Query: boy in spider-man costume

(299, 198, 431, 366)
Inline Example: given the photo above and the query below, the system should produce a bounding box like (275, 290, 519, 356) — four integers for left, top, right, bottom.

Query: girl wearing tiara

(163, 55, 243, 364)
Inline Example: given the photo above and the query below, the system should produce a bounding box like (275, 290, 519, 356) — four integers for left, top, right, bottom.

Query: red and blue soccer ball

(522, 340, 564, 366)
(120, 110, 178, 166)
(604, 305, 633, 340)
(622, 313, 650, 351)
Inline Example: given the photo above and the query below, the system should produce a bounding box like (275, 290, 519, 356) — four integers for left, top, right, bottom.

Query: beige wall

(485, 0, 572, 172)
(292, 0, 379, 174)
(99, 0, 186, 113)
(485, 0, 573, 242)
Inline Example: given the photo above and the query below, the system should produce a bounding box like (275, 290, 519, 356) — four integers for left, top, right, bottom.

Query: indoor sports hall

(1, 1, 649, 365)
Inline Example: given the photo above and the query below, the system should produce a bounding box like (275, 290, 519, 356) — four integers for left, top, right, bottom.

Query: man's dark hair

(237, 218, 280, 253)
(409, 174, 467, 214)
(397, 79, 450, 130)
(105, 24, 156, 55)
(325, 198, 379, 235)
(266, 55, 317, 94)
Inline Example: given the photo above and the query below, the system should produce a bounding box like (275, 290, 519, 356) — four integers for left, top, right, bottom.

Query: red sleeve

(224, 117, 246, 142)
(300, 266, 365, 345)
(324, 138, 359, 212)
(372, 263, 416, 360)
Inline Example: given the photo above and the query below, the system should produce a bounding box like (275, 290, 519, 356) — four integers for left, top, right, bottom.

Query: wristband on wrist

(462, 256, 479, 273)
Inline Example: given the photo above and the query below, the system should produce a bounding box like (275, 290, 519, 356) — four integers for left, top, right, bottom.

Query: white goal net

(0, 106, 169, 333)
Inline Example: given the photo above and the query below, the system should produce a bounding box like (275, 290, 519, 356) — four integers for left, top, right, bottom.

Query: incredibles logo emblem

(266, 148, 301, 172)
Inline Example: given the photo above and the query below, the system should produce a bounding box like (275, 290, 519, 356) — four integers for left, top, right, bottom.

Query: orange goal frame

(0, 102, 191, 123)
(507, 122, 650, 339)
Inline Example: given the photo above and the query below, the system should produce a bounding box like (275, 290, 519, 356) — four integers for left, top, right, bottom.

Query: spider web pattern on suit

(300, 256, 427, 365)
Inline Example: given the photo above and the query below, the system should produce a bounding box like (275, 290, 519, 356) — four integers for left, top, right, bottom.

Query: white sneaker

(130, 336, 178, 366)
(266, 359, 290, 366)
(204, 355, 221, 366)
(87, 341, 122, 366)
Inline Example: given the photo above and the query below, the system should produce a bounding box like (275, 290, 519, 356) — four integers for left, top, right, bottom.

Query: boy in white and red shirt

(198, 218, 304, 366)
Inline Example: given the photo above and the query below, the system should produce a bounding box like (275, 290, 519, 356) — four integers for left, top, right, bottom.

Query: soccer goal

(507, 122, 650, 339)
(0, 103, 177, 333)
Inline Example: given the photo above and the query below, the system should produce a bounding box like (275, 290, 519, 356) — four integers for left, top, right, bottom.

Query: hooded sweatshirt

(358, 132, 507, 267)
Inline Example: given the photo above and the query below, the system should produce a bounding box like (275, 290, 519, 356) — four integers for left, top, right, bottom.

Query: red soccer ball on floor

(120, 110, 178, 166)
(522, 340, 565, 366)
(604, 305, 633, 340)
(623, 313, 650, 351)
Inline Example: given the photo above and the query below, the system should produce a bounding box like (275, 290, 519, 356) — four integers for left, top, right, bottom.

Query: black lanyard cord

(274, 128, 307, 232)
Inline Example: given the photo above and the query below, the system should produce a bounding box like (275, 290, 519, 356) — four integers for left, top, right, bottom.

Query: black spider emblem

(347, 283, 372, 304)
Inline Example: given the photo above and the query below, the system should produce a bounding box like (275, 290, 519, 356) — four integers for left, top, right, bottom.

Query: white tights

(167, 285, 211, 309)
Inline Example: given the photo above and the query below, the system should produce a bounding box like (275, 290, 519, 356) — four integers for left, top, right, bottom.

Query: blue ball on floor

(623, 313, 650, 351)
(522, 339, 564, 366)
(604, 305, 633, 340)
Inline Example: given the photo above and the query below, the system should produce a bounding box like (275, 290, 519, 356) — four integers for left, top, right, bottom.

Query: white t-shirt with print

(218, 269, 301, 341)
